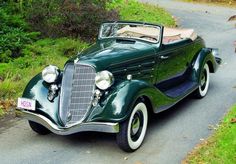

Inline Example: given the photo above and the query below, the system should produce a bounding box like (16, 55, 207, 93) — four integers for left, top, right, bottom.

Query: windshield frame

(98, 22, 162, 44)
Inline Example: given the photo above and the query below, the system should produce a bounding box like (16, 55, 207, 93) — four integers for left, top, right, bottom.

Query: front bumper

(16, 108, 119, 135)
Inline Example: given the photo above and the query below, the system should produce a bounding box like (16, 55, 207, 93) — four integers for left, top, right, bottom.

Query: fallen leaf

(228, 15, 236, 21)
(0, 76, 3, 83)
(208, 124, 214, 130)
(230, 118, 236, 123)
(86, 150, 91, 154)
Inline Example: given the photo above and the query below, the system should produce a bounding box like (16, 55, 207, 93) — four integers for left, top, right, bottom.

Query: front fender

(22, 73, 62, 125)
(86, 80, 174, 122)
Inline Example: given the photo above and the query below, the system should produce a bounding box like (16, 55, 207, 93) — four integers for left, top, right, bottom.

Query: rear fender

(191, 48, 218, 83)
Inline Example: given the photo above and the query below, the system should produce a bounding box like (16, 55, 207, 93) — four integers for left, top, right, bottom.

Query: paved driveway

(1, 1, 236, 164)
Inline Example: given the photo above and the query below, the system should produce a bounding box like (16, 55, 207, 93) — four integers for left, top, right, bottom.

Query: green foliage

(108, 0, 175, 26)
(0, 108, 4, 117)
(0, 38, 88, 99)
(26, 0, 119, 42)
(183, 0, 236, 5)
(185, 0, 236, 2)
(185, 105, 236, 164)
(0, 6, 39, 63)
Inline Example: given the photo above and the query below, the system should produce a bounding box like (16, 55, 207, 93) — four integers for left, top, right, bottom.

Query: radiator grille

(59, 63, 96, 126)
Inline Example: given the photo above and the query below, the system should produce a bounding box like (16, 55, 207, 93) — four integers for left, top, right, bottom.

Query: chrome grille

(59, 63, 96, 126)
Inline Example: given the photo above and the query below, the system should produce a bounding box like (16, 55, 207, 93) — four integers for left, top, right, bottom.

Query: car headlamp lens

(95, 71, 114, 90)
(42, 65, 59, 83)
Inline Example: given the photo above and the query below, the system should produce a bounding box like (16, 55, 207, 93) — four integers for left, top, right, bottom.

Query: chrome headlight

(42, 65, 59, 83)
(95, 70, 114, 90)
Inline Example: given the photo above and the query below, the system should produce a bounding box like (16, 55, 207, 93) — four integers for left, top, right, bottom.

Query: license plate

(17, 98, 36, 111)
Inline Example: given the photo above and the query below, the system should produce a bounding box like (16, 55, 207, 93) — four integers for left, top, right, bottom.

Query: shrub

(0, 6, 39, 63)
(26, 0, 119, 42)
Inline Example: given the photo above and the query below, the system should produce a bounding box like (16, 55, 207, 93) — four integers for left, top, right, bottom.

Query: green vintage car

(17, 21, 221, 152)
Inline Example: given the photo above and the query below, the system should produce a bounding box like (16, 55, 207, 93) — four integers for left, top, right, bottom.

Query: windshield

(99, 22, 161, 43)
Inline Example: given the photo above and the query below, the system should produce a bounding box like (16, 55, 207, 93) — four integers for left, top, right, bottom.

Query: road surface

(1, 1, 236, 163)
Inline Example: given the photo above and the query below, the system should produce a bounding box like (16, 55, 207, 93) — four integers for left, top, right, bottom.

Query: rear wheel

(194, 63, 210, 98)
(28, 121, 51, 135)
(116, 100, 148, 152)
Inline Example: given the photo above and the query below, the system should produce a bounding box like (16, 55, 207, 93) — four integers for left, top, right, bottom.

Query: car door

(155, 42, 190, 92)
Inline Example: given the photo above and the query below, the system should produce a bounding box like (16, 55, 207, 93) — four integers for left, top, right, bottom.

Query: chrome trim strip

(16, 109, 119, 135)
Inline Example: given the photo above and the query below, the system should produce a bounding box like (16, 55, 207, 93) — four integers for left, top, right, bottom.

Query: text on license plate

(17, 98, 36, 111)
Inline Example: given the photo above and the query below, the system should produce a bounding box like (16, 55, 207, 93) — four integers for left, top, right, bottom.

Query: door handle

(160, 56, 169, 59)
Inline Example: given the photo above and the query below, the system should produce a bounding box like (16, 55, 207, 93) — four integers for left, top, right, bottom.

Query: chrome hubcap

(200, 70, 207, 90)
(130, 110, 143, 141)
(131, 114, 140, 135)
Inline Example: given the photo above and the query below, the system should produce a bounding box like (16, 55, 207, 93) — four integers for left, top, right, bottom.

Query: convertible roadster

(17, 21, 221, 152)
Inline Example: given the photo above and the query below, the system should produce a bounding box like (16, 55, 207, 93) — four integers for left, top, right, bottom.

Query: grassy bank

(184, 105, 236, 163)
(182, 0, 236, 7)
(108, 0, 175, 26)
(0, 0, 175, 117)
(0, 38, 88, 116)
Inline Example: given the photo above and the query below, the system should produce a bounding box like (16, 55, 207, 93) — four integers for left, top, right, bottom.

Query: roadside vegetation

(182, 0, 236, 6)
(0, 0, 175, 117)
(184, 105, 236, 163)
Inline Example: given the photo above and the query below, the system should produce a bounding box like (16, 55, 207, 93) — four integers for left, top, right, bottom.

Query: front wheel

(116, 101, 148, 152)
(194, 63, 210, 98)
(28, 121, 51, 135)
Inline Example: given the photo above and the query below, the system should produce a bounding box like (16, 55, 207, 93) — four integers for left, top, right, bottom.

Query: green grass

(184, 105, 236, 164)
(108, 0, 175, 26)
(0, 0, 175, 115)
(181, 0, 236, 7)
(0, 108, 4, 117)
(0, 38, 88, 100)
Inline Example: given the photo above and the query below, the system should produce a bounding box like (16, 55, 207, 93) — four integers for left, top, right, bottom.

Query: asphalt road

(1, 1, 236, 164)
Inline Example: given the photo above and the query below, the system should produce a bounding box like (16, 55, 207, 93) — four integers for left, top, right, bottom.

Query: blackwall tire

(116, 101, 148, 152)
(28, 121, 51, 135)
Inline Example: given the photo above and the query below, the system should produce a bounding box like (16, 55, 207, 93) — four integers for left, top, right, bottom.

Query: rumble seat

(163, 27, 197, 44)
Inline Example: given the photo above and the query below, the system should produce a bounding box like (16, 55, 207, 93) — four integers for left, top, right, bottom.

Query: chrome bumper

(16, 109, 119, 135)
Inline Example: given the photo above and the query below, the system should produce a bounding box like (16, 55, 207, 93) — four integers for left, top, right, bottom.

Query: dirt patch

(0, 99, 19, 133)
(0, 99, 16, 116)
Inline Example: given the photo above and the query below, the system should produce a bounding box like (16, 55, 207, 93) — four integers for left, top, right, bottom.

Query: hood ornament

(74, 58, 79, 64)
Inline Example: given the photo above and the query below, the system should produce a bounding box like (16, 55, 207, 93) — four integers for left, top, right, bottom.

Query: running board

(164, 81, 198, 98)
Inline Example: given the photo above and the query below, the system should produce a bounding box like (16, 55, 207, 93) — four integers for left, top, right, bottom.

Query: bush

(26, 0, 119, 42)
(0, 6, 39, 63)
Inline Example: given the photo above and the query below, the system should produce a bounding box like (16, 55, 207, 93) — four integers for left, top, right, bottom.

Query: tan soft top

(116, 25, 197, 43)
(163, 27, 197, 41)
(117, 26, 159, 38)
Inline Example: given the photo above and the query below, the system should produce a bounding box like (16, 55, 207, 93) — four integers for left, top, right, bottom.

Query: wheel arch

(87, 80, 157, 123)
(207, 60, 214, 73)
(139, 95, 154, 115)
(191, 48, 217, 82)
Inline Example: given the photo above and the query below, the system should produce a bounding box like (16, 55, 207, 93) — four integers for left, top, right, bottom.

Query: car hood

(72, 39, 157, 71)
